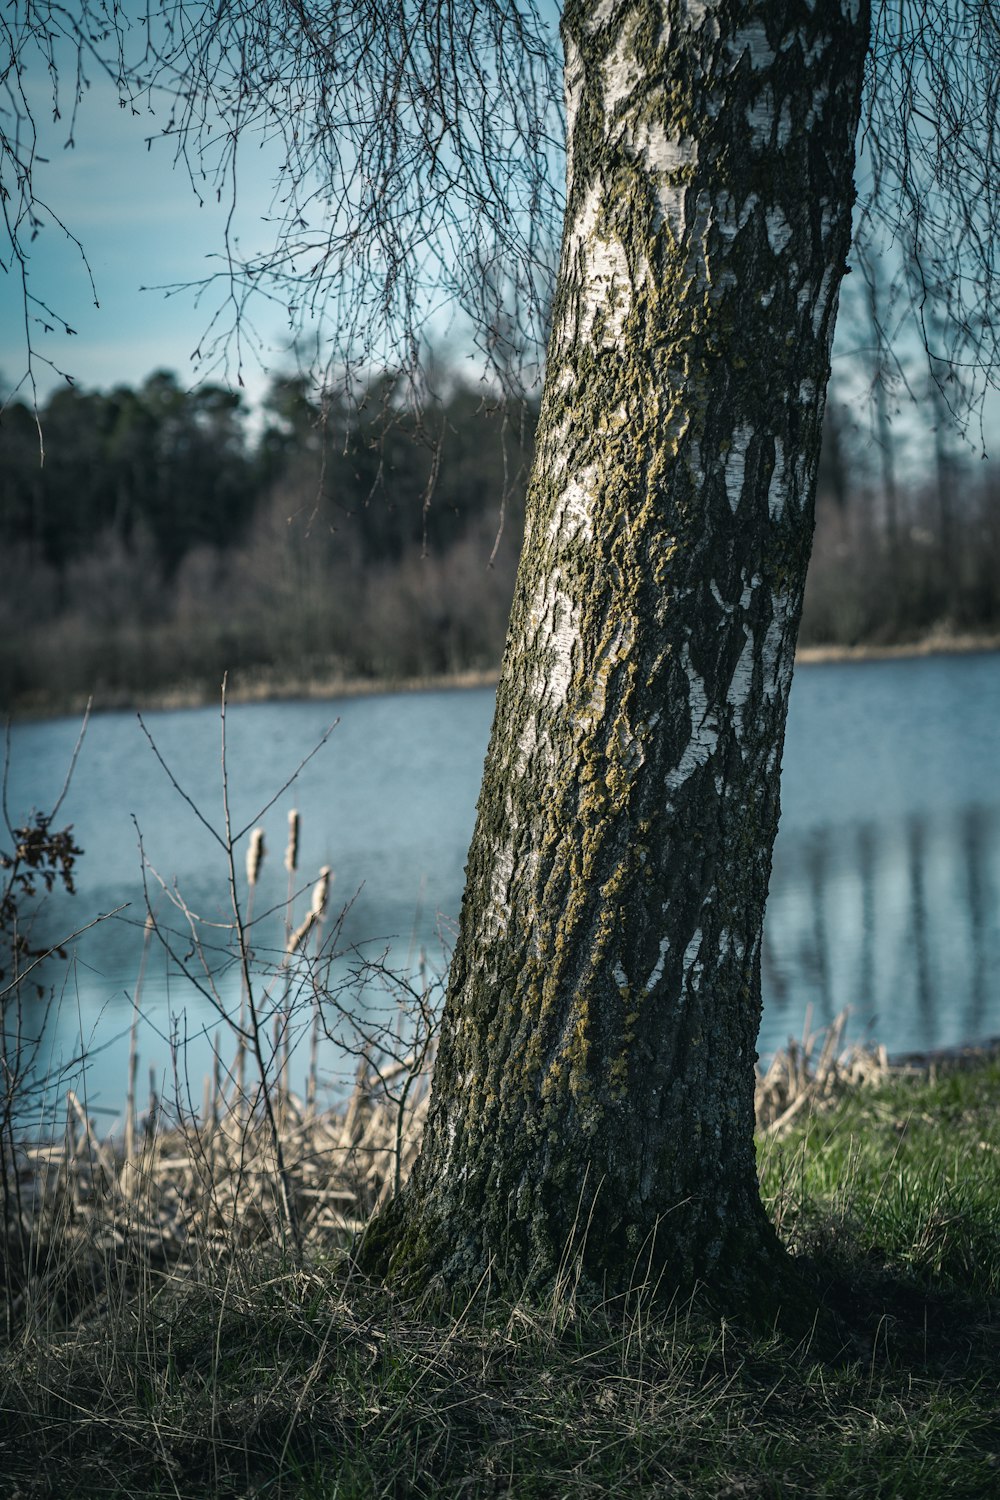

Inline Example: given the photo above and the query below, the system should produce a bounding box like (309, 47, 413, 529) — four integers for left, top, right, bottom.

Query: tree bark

(359, 0, 870, 1299)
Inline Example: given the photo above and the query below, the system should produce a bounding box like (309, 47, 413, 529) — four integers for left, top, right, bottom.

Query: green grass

(760, 1055, 1000, 1298)
(3, 1059, 1000, 1499)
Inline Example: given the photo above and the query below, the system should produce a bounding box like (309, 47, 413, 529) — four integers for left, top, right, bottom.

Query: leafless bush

(1, 688, 443, 1334)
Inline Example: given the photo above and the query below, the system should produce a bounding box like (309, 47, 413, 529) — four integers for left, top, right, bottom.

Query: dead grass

(3, 1020, 1000, 1498)
(3, 1056, 431, 1335)
(6, 1009, 998, 1340)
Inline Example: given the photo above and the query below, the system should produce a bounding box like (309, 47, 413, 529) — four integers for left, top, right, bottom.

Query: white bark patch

(547, 593, 581, 706)
(602, 23, 642, 117)
(645, 934, 670, 994)
(681, 927, 704, 994)
(666, 643, 719, 794)
(714, 190, 758, 242)
(572, 182, 634, 346)
(732, 21, 774, 69)
(630, 120, 694, 238)
(761, 594, 795, 707)
(584, 0, 619, 32)
(683, 0, 711, 23)
(563, 35, 584, 197)
(767, 438, 789, 519)
(724, 424, 753, 513)
(551, 469, 596, 546)
(482, 837, 515, 944)
(613, 960, 628, 989)
(766, 206, 793, 257)
(710, 580, 732, 614)
(727, 626, 757, 737)
(581, 616, 635, 730)
(516, 714, 537, 775)
(527, 570, 582, 711)
(686, 190, 715, 293)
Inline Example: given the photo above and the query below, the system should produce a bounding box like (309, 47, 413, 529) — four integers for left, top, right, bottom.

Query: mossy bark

(359, 0, 869, 1300)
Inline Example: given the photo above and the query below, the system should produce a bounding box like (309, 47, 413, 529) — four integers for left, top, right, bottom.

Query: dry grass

(7, 1008, 1000, 1340)
(3, 1033, 999, 1499)
(2, 1056, 431, 1335)
(754, 1010, 892, 1135)
(755, 1008, 1000, 1135)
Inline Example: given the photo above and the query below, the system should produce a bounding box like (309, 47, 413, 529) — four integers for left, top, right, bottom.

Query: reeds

(9, 1002, 999, 1335)
(2, 692, 447, 1331)
(754, 1008, 891, 1134)
(753, 1007, 1000, 1135)
(2, 1050, 433, 1332)
(286, 865, 333, 956)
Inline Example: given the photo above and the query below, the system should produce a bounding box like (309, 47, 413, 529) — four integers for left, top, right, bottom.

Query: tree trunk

(360, 0, 869, 1299)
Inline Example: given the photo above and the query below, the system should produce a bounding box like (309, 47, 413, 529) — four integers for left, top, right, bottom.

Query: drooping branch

(0, 0, 121, 415)
(5, 1, 1000, 437)
(126, 0, 565, 400)
(860, 0, 1000, 440)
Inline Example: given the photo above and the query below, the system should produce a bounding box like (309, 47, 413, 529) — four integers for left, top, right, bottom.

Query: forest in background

(2, 365, 999, 715)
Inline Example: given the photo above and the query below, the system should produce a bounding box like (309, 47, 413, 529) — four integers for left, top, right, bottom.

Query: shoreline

(6, 631, 1000, 724)
(795, 629, 1000, 665)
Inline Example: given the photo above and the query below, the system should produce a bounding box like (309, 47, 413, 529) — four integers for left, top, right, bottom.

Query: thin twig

(0, 907, 128, 1004)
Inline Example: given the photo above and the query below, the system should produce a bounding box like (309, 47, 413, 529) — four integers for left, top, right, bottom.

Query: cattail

(287, 865, 334, 956)
(285, 809, 300, 873)
(286, 913, 315, 957)
(310, 864, 332, 919)
(246, 827, 265, 887)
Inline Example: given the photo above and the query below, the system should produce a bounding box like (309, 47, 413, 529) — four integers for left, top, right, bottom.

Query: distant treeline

(0, 370, 533, 710)
(804, 396, 1000, 650)
(1, 368, 999, 712)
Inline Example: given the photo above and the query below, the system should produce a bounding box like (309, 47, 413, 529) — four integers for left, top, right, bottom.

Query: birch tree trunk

(360, 0, 870, 1298)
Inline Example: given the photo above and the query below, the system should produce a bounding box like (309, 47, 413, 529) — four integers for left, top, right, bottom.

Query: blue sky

(1, 62, 289, 410)
(1, 12, 554, 418)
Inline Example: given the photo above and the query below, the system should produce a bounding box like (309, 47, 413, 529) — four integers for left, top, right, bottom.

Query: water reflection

(856, 822, 876, 1019)
(19, 799, 1000, 1108)
(761, 804, 1000, 1058)
(960, 806, 993, 1041)
(907, 816, 934, 1039)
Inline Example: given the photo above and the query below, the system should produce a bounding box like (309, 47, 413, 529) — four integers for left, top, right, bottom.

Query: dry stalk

(3, 1057, 431, 1330)
(752, 1007, 998, 1134)
(8, 1007, 1000, 1331)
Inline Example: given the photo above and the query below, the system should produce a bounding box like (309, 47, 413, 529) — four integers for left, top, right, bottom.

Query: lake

(4, 651, 1000, 1125)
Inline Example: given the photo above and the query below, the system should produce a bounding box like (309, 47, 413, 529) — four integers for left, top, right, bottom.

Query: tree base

(353, 1179, 807, 1332)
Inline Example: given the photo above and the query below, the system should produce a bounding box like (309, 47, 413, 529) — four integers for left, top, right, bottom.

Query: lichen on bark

(357, 0, 871, 1301)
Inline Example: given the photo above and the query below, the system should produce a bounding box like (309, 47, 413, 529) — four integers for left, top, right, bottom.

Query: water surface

(5, 652, 999, 1121)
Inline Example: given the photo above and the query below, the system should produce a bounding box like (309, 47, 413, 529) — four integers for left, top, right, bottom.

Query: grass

(760, 1054, 1000, 1298)
(2, 1052, 999, 1498)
